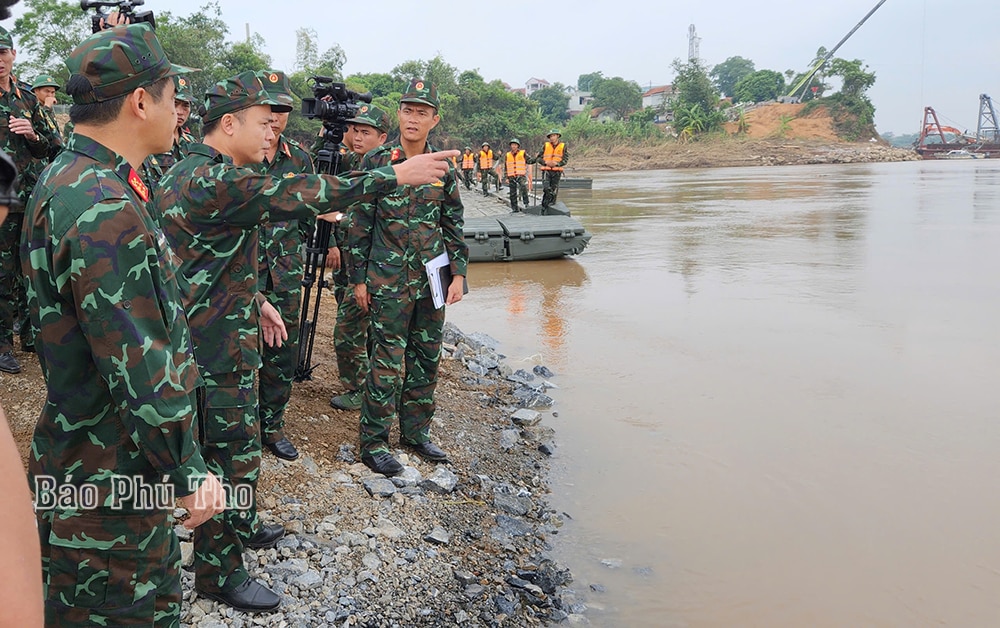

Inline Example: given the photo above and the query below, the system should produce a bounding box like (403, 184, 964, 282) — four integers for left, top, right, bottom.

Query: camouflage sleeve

(210, 165, 398, 228)
(346, 152, 381, 285)
(41, 108, 63, 161)
(558, 146, 569, 167)
(67, 198, 209, 493)
(442, 163, 469, 277)
(24, 99, 51, 160)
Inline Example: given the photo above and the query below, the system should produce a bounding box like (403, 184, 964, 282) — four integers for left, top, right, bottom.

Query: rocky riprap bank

(175, 323, 587, 627)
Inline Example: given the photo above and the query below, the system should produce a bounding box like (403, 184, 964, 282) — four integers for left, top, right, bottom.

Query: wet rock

(510, 408, 541, 427)
(538, 441, 556, 456)
(590, 583, 606, 593)
(467, 360, 489, 376)
(336, 444, 355, 464)
(533, 365, 555, 378)
(494, 514, 533, 537)
(507, 369, 536, 386)
(600, 558, 623, 569)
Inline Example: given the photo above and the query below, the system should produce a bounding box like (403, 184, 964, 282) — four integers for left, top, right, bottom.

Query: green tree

(391, 55, 457, 94)
(577, 71, 603, 92)
(345, 72, 398, 98)
(732, 69, 785, 103)
(221, 36, 272, 76)
(827, 58, 875, 98)
(710, 56, 755, 97)
(154, 3, 231, 102)
(530, 83, 570, 123)
(12, 0, 91, 90)
(670, 58, 721, 135)
(295, 28, 318, 72)
(592, 77, 641, 121)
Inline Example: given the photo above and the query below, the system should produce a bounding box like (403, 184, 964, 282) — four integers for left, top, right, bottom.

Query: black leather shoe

(245, 523, 285, 550)
(402, 440, 449, 462)
(0, 351, 21, 374)
(265, 438, 299, 461)
(361, 451, 403, 476)
(198, 578, 280, 613)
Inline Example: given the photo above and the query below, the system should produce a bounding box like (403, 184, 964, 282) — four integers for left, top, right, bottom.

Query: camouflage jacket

(256, 135, 315, 294)
(21, 132, 208, 510)
(0, 76, 57, 208)
(155, 142, 399, 375)
(348, 142, 469, 300)
(143, 127, 197, 190)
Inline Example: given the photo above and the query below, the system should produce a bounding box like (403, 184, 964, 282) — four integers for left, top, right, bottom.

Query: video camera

(301, 76, 372, 145)
(294, 76, 372, 382)
(80, 0, 154, 33)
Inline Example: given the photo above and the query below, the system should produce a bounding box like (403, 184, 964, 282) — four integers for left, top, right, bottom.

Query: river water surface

(448, 161, 1000, 627)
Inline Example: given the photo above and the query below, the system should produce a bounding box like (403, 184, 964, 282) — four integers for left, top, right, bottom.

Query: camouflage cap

(257, 70, 294, 107)
(0, 26, 12, 50)
(65, 24, 196, 105)
(202, 70, 292, 123)
(173, 75, 193, 103)
(547, 129, 562, 137)
(31, 74, 61, 91)
(400, 77, 439, 110)
(346, 103, 390, 133)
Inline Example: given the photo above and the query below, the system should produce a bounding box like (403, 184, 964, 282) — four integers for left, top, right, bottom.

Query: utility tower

(688, 24, 700, 62)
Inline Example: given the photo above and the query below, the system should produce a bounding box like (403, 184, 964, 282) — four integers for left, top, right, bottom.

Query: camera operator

(0, 25, 59, 371)
(328, 103, 388, 412)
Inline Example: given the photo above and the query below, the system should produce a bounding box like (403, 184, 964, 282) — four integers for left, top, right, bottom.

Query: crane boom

(786, 0, 888, 100)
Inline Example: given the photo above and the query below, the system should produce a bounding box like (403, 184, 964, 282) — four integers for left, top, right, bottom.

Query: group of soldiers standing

(458, 130, 569, 211)
(1, 18, 468, 626)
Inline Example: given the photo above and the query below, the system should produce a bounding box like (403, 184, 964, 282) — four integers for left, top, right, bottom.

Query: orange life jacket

(506, 150, 527, 177)
(479, 149, 493, 169)
(462, 153, 476, 169)
(541, 142, 565, 171)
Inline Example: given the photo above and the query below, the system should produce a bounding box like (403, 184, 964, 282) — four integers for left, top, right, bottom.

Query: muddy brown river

(448, 160, 1000, 627)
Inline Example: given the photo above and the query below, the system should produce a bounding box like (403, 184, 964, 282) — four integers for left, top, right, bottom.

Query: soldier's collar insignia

(390, 148, 403, 163)
(128, 168, 149, 201)
(431, 179, 444, 187)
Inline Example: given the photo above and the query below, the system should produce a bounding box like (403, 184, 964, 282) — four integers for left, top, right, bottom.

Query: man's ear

(126, 88, 148, 121)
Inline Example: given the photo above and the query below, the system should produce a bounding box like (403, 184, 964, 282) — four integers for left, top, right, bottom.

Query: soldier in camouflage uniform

(143, 75, 196, 188)
(154, 70, 456, 612)
(20, 24, 226, 627)
(348, 78, 469, 477)
(0, 26, 59, 373)
(460, 145, 475, 190)
(537, 129, 569, 208)
(254, 70, 315, 461)
(476, 141, 499, 195)
(30, 74, 63, 148)
(503, 138, 535, 211)
(329, 103, 389, 412)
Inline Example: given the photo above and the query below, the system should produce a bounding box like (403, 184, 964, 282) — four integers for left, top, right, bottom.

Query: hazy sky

(13, 0, 1000, 134)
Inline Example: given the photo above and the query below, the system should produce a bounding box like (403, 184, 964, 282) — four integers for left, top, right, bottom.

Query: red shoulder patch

(128, 168, 149, 202)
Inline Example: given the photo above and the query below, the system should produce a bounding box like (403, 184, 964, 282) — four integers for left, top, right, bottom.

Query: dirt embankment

(566, 102, 918, 171)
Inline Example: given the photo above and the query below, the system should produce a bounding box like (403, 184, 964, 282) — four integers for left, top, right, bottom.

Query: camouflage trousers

(259, 287, 301, 445)
(480, 168, 499, 194)
(360, 294, 445, 454)
(508, 175, 529, 210)
(541, 170, 563, 208)
(461, 168, 474, 190)
(0, 211, 30, 352)
(39, 508, 182, 627)
(194, 370, 261, 594)
(333, 281, 370, 393)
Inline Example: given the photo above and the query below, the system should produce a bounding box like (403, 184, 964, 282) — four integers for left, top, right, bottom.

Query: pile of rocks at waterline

(176, 323, 588, 626)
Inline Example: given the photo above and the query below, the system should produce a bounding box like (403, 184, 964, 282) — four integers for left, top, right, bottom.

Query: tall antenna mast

(688, 24, 700, 62)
